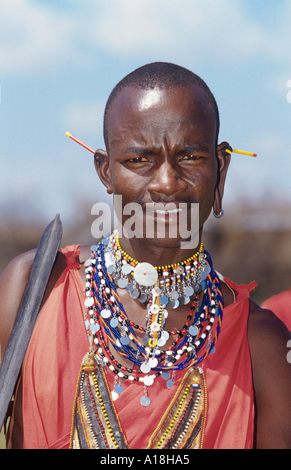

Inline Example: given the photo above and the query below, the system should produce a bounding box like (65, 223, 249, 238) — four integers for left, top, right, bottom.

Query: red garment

(22, 245, 255, 449)
(262, 289, 291, 331)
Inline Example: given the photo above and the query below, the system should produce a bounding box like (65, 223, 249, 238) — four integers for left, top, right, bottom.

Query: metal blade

(0, 214, 63, 429)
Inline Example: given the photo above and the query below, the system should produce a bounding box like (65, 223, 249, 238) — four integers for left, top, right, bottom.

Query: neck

(117, 227, 204, 267)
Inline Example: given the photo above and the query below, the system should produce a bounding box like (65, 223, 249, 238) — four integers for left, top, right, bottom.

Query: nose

(147, 161, 188, 200)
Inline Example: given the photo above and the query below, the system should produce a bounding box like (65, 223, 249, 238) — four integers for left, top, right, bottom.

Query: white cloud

(86, 0, 279, 63)
(0, 0, 83, 75)
(2, 0, 291, 77)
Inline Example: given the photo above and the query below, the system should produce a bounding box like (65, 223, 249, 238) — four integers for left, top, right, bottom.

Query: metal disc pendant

(122, 264, 133, 275)
(161, 331, 170, 340)
(159, 295, 169, 306)
(157, 336, 166, 347)
(148, 357, 158, 368)
(161, 371, 171, 381)
(85, 297, 94, 308)
(126, 283, 134, 293)
(167, 379, 175, 389)
(114, 384, 124, 395)
(133, 262, 158, 287)
(101, 308, 111, 319)
(193, 282, 202, 293)
(167, 299, 176, 309)
(130, 288, 140, 299)
(184, 286, 194, 297)
(89, 323, 100, 333)
(170, 291, 179, 300)
(172, 300, 179, 309)
(144, 375, 154, 386)
(107, 265, 115, 275)
(142, 333, 150, 345)
(139, 293, 148, 303)
(120, 336, 130, 346)
(200, 265, 211, 280)
(141, 396, 151, 407)
(140, 362, 151, 374)
(189, 325, 199, 337)
(118, 278, 128, 289)
(110, 317, 119, 328)
(178, 295, 187, 306)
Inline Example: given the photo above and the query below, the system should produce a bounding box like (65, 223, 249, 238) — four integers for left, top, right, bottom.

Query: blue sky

(1, 0, 291, 226)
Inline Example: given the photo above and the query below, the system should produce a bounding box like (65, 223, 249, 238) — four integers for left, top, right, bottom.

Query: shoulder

(0, 248, 68, 357)
(0, 250, 36, 359)
(247, 300, 291, 448)
(248, 300, 291, 348)
(248, 300, 291, 377)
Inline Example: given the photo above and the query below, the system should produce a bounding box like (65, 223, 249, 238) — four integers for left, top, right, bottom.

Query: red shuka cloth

(22, 245, 255, 449)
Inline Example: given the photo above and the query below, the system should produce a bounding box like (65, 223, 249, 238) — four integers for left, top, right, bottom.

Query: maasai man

(1, 62, 291, 449)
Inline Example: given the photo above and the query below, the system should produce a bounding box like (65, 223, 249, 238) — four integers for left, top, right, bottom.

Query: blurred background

(1, 1, 291, 446)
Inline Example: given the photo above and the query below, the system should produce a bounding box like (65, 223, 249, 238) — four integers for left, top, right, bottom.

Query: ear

(93, 148, 113, 194)
(213, 141, 231, 215)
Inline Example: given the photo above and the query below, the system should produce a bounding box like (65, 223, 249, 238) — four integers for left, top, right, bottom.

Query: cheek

(188, 169, 217, 222)
(109, 165, 144, 201)
(188, 168, 216, 200)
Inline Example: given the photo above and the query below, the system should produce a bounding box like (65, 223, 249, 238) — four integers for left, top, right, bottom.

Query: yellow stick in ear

(225, 148, 257, 157)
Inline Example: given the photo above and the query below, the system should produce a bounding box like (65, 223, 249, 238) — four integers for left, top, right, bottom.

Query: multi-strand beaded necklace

(83, 231, 223, 406)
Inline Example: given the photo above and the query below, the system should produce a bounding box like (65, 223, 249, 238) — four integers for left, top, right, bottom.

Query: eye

(128, 156, 149, 163)
(181, 154, 202, 161)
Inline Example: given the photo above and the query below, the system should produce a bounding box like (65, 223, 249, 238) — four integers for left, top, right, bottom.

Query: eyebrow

(124, 143, 211, 155)
(177, 144, 210, 154)
(124, 146, 158, 156)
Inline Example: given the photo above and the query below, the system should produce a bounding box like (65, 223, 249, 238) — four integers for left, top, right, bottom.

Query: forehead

(106, 85, 217, 150)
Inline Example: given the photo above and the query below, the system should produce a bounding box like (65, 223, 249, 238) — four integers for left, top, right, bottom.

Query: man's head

(103, 62, 220, 151)
(96, 62, 230, 245)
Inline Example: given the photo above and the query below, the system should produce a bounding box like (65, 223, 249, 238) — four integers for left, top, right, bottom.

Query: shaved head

(103, 62, 220, 150)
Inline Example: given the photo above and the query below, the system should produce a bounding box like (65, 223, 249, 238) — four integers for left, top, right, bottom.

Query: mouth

(145, 203, 189, 226)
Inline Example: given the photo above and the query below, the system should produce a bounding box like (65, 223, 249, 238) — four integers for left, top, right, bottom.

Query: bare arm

(0, 250, 36, 362)
(248, 301, 291, 449)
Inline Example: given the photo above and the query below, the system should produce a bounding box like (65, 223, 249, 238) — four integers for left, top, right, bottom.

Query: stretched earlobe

(213, 141, 231, 218)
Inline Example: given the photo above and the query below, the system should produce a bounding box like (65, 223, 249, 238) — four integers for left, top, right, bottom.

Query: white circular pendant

(148, 357, 158, 368)
(140, 362, 151, 374)
(144, 375, 154, 386)
(133, 262, 158, 287)
(85, 297, 94, 308)
(101, 308, 111, 319)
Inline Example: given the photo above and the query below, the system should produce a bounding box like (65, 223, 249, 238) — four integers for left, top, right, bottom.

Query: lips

(144, 202, 190, 226)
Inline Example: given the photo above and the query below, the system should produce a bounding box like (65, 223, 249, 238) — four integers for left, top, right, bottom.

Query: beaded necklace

(83, 231, 223, 406)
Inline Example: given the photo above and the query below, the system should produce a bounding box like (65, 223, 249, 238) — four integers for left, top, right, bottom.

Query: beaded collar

(83, 231, 223, 406)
